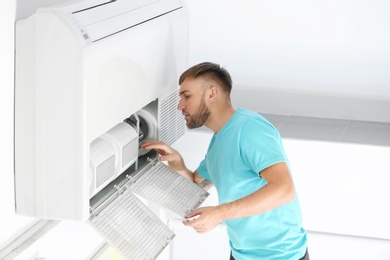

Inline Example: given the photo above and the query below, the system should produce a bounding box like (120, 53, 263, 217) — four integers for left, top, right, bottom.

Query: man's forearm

(217, 182, 295, 221)
(175, 167, 194, 182)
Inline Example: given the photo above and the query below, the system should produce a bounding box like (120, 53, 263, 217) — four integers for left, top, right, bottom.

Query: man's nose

(177, 99, 184, 111)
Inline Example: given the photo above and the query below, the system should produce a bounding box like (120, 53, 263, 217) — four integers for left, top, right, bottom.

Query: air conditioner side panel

(14, 10, 89, 220)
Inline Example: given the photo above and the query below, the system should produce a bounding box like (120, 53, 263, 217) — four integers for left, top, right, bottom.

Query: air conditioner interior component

(103, 122, 139, 170)
(89, 137, 116, 196)
(89, 121, 140, 197)
(125, 108, 159, 156)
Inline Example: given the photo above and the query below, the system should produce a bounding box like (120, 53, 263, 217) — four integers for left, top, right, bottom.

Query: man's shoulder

(236, 108, 273, 128)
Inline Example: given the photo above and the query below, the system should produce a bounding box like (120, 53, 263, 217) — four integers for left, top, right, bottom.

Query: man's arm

(141, 140, 192, 180)
(218, 162, 295, 219)
(140, 140, 214, 190)
(183, 162, 295, 233)
(193, 171, 213, 191)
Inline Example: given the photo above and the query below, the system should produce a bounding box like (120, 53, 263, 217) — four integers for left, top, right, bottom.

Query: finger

(159, 155, 169, 161)
(193, 223, 209, 234)
(182, 219, 191, 226)
(142, 142, 172, 153)
(185, 209, 201, 219)
(140, 140, 159, 149)
(184, 219, 203, 231)
(196, 229, 208, 234)
(182, 219, 197, 227)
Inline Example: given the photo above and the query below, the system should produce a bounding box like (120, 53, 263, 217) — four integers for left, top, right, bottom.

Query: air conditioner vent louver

(159, 89, 186, 145)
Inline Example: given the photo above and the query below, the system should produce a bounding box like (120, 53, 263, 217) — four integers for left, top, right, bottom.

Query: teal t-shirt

(196, 108, 307, 260)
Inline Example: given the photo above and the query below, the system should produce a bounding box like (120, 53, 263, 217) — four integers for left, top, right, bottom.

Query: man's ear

(208, 86, 219, 103)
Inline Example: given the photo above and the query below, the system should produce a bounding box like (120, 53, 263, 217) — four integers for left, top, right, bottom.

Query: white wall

(186, 0, 390, 99)
(185, 0, 390, 122)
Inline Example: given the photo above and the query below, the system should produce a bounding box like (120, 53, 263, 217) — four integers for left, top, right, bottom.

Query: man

(141, 62, 308, 260)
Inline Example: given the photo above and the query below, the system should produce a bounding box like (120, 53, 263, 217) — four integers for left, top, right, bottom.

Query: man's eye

(184, 95, 190, 99)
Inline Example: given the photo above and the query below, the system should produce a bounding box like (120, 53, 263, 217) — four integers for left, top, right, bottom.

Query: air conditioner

(14, 1, 208, 259)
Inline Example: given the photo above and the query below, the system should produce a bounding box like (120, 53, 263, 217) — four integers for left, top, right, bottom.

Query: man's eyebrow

(179, 90, 191, 95)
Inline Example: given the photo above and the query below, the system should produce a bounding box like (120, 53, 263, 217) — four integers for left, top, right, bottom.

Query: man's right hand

(141, 140, 213, 189)
(140, 140, 186, 173)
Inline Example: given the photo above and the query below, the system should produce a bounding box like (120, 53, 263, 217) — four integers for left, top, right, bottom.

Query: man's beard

(186, 98, 210, 129)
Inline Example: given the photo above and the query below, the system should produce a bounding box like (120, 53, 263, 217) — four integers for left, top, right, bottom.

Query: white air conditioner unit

(14, 1, 208, 259)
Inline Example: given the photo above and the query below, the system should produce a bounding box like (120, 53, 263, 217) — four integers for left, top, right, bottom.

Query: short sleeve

(240, 118, 287, 174)
(196, 159, 212, 181)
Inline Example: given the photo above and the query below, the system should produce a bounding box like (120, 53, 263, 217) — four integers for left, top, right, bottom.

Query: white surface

(307, 231, 390, 260)
(186, 0, 390, 99)
(169, 218, 230, 260)
(186, 0, 390, 123)
(284, 139, 390, 239)
(13, 221, 104, 260)
(231, 88, 390, 123)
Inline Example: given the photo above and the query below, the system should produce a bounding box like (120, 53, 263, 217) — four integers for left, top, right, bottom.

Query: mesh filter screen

(129, 160, 209, 217)
(89, 188, 174, 260)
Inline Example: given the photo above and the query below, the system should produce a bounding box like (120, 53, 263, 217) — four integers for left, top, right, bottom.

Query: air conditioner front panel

(82, 11, 182, 143)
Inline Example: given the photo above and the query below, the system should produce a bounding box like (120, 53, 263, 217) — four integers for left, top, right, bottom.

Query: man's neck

(205, 106, 236, 134)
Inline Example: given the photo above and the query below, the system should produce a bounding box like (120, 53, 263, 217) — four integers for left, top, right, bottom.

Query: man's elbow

(282, 185, 296, 204)
(281, 172, 296, 204)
